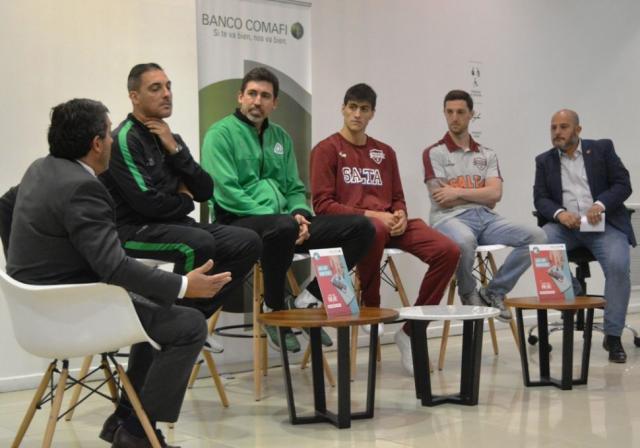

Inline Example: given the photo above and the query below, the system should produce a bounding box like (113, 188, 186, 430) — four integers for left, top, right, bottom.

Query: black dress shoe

(99, 413, 123, 443)
(111, 425, 180, 448)
(603, 335, 627, 363)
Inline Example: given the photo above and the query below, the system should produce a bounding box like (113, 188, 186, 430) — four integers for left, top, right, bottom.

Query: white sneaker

(394, 330, 414, 376)
(203, 334, 224, 353)
(362, 322, 384, 336)
(293, 290, 323, 309)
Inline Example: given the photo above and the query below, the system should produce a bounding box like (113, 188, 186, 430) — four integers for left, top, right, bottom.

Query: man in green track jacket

(201, 67, 374, 352)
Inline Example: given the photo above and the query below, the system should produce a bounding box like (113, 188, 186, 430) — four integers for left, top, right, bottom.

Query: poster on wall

(196, 0, 312, 186)
(468, 60, 482, 139)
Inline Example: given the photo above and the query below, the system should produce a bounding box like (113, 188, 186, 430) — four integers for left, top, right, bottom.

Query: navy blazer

(533, 138, 635, 246)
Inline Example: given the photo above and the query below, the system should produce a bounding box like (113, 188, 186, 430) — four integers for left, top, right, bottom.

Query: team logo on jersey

(342, 167, 383, 186)
(273, 142, 284, 155)
(338, 151, 347, 158)
(369, 148, 385, 164)
(473, 157, 487, 169)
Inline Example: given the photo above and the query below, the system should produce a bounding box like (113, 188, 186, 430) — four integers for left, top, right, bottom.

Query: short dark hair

(443, 90, 473, 111)
(240, 67, 279, 98)
(343, 83, 377, 110)
(47, 99, 109, 159)
(127, 63, 163, 92)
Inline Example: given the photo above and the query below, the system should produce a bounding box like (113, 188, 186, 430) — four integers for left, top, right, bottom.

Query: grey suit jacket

(7, 155, 181, 307)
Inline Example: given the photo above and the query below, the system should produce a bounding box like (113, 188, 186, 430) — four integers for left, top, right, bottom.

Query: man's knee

(188, 308, 208, 344)
(267, 215, 299, 244)
(451, 233, 477, 258)
(235, 227, 263, 260)
(440, 236, 461, 264)
(357, 216, 376, 243)
(529, 226, 548, 244)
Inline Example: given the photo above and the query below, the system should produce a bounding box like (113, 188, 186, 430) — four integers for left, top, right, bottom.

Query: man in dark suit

(7, 99, 231, 447)
(534, 109, 635, 363)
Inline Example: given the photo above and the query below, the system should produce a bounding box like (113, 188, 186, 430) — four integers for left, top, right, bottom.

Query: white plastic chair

(0, 269, 163, 448)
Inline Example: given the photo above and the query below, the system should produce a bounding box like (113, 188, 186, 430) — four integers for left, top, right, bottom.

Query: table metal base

(409, 319, 485, 406)
(515, 308, 594, 390)
(277, 325, 378, 429)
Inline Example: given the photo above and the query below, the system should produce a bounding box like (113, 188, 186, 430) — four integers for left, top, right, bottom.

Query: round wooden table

(258, 308, 398, 429)
(504, 296, 605, 390)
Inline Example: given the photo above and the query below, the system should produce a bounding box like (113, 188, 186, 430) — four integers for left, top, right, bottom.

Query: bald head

(550, 109, 581, 153)
(552, 109, 580, 126)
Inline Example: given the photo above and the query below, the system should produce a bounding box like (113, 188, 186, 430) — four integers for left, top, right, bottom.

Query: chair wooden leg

(477, 252, 488, 286)
(202, 351, 229, 407)
(488, 317, 499, 355)
(208, 308, 222, 334)
(387, 256, 410, 307)
(253, 264, 264, 401)
(483, 253, 501, 354)
(438, 279, 456, 370)
(114, 363, 162, 448)
(322, 351, 336, 387)
(438, 320, 451, 371)
(11, 362, 56, 448)
(187, 361, 202, 389)
(100, 355, 120, 404)
(350, 325, 359, 380)
(64, 355, 92, 421)
(301, 344, 311, 369)
(509, 316, 519, 346)
(188, 308, 224, 389)
(42, 361, 69, 448)
(286, 268, 302, 296)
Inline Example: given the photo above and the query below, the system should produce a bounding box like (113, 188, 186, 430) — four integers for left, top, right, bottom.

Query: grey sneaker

(479, 288, 512, 322)
(263, 325, 301, 353)
(460, 289, 484, 306)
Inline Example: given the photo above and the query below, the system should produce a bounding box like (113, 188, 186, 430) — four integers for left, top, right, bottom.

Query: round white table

(397, 305, 499, 406)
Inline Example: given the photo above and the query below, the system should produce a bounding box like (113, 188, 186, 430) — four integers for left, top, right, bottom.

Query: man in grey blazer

(7, 99, 230, 448)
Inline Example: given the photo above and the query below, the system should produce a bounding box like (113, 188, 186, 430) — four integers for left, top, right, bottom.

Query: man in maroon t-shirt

(310, 83, 460, 375)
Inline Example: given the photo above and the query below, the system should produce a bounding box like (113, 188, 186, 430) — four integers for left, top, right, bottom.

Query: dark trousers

(119, 219, 262, 317)
(229, 214, 375, 310)
(126, 298, 207, 423)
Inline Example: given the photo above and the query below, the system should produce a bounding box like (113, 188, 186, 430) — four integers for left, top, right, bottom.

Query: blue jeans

(543, 222, 631, 337)
(435, 207, 547, 298)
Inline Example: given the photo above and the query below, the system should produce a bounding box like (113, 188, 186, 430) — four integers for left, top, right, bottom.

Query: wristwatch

(173, 144, 183, 154)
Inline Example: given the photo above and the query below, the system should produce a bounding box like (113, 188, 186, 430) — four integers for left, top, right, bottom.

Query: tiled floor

(1, 313, 639, 447)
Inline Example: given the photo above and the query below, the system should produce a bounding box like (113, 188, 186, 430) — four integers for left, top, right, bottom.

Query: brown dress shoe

(111, 425, 180, 448)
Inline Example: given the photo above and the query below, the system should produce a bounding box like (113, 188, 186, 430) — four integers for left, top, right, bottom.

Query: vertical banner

(196, 0, 312, 184)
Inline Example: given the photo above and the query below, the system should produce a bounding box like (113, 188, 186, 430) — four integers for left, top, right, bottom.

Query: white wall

(2, 0, 639, 391)
(0, 0, 201, 391)
(311, 0, 640, 306)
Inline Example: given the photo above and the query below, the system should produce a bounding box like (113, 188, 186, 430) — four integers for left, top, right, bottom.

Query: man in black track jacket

(101, 63, 261, 323)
